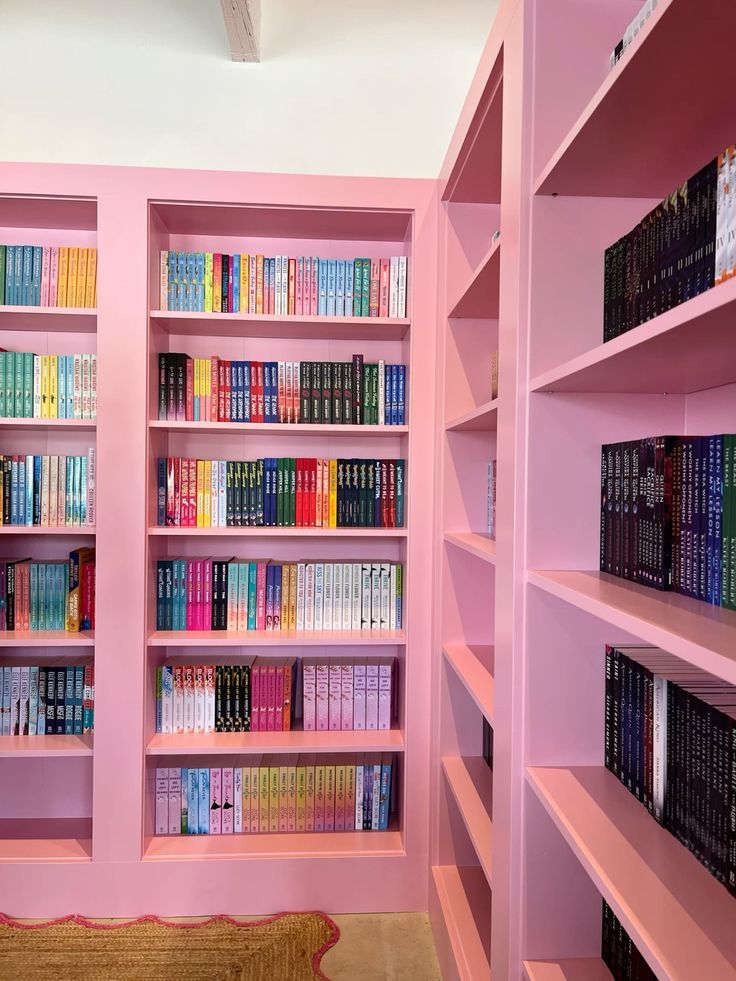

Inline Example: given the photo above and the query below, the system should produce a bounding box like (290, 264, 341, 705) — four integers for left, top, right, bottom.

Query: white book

(160, 251, 169, 311)
(653, 674, 667, 824)
(285, 361, 293, 423)
(323, 562, 333, 631)
(234, 766, 243, 833)
(296, 562, 307, 630)
(351, 561, 361, 630)
(342, 562, 352, 632)
(716, 150, 730, 284)
(227, 566, 239, 631)
(380, 562, 390, 630)
(90, 354, 97, 419)
(161, 666, 173, 734)
(397, 256, 408, 318)
(205, 666, 216, 732)
(168, 768, 181, 835)
(219, 461, 227, 527)
(371, 563, 381, 630)
(28, 666, 39, 735)
(278, 361, 286, 423)
(282, 255, 289, 311)
(1, 667, 10, 735)
(237, 563, 249, 632)
(361, 563, 371, 630)
(81, 353, 91, 420)
(332, 561, 343, 630)
(10, 667, 20, 735)
(275, 256, 282, 315)
(73, 355, 82, 419)
(25, 454, 33, 526)
(32, 355, 42, 418)
(355, 761, 364, 830)
(19, 666, 30, 735)
(314, 563, 324, 630)
(728, 147, 736, 278)
(378, 359, 385, 425)
(183, 670, 195, 733)
(49, 455, 59, 527)
(194, 668, 205, 733)
(155, 768, 169, 835)
(389, 564, 398, 630)
(389, 257, 399, 318)
(305, 562, 316, 630)
(85, 448, 95, 527)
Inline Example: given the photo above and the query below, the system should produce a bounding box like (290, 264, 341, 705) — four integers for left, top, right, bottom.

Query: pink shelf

(149, 526, 407, 539)
(442, 756, 493, 884)
(0, 734, 93, 758)
(0, 417, 97, 431)
(0, 818, 92, 863)
(431, 865, 491, 981)
(0, 631, 95, 647)
(534, 0, 736, 197)
(148, 629, 405, 648)
(448, 239, 500, 319)
(0, 526, 95, 536)
(150, 310, 410, 341)
(531, 277, 736, 395)
(0, 306, 97, 332)
(527, 766, 736, 979)
(149, 420, 408, 437)
(442, 643, 494, 722)
(143, 829, 404, 862)
(523, 960, 612, 981)
(445, 399, 498, 433)
(146, 728, 404, 756)
(528, 569, 736, 684)
(444, 531, 496, 565)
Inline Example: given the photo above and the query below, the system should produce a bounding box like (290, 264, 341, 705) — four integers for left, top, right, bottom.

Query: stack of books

(0, 246, 97, 308)
(0, 663, 94, 735)
(0, 450, 96, 527)
(0, 352, 97, 419)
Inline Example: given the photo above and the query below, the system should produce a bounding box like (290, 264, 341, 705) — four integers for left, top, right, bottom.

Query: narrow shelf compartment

(146, 728, 404, 756)
(149, 526, 407, 539)
(524, 959, 612, 981)
(0, 306, 97, 332)
(528, 569, 736, 684)
(527, 765, 736, 980)
(534, 0, 735, 197)
(448, 239, 500, 320)
(530, 276, 736, 395)
(445, 399, 498, 433)
(0, 733, 93, 758)
(143, 828, 405, 862)
(442, 756, 493, 884)
(0, 526, 95, 536)
(0, 818, 92, 863)
(442, 643, 494, 722)
(149, 420, 408, 437)
(431, 865, 491, 981)
(0, 631, 94, 648)
(0, 418, 97, 431)
(148, 629, 405, 648)
(150, 310, 410, 341)
(444, 532, 496, 565)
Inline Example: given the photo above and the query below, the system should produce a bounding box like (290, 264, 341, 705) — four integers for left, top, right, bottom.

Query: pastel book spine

(353, 661, 367, 730)
(316, 662, 329, 731)
(302, 658, 316, 730)
(221, 767, 234, 834)
(234, 766, 244, 834)
(355, 759, 364, 830)
(198, 767, 211, 834)
(187, 768, 199, 834)
(379, 755, 392, 830)
(168, 768, 182, 835)
(366, 660, 379, 730)
(328, 662, 342, 730)
(378, 657, 394, 730)
(155, 767, 169, 834)
(341, 660, 354, 730)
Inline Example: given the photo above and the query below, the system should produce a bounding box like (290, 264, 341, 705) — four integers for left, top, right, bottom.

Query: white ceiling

(0, 0, 499, 178)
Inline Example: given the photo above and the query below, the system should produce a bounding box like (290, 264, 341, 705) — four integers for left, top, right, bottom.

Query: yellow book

(259, 758, 270, 833)
(75, 248, 88, 308)
(204, 358, 211, 421)
(57, 248, 69, 306)
(203, 459, 212, 527)
(268, 759, 280, 833)
(49, 355, 58, 419)
(84, 248, 97, 308)
(204, 253, 213, 313)
(255, 254, 264, 314)
(241, 767, 250, 832)
(287, 764, 297, 832)
(240, 254, 249, 312)
(288, 563, 297, 630)
(196, 459, 205, 527)
(65, 248, 79, 309)
(345, 763, 356, 831)
(335, 764, 346, 831)
(279, 763, 289, 832)
(280, 563, 290, 630)
(305, 760, 316, 832)
(324, 760, 336, 830)
(250, 763, 260, 833)
(193, 358, 200, 417)
(329, 460, 338, 528)
(296, 762, 306, 832)
(40, 356, 50, 419)
(314, 762, 325, 831)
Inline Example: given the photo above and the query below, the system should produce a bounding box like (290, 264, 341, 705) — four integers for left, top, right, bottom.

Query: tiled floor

(323, 913, 441, 981)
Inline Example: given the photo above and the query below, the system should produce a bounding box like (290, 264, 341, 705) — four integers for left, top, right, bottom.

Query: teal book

(66, 356, 73, 419)
(65, 458, 73, 525)
(0, 352, 6, 417)
(0, 245, 4, 303)
(80, 454, 88, 525)
(73, 456, 82, 525)
(5, 247, 14, 304)
(13, 351, 22, 418)
(58, 355, 66, 419)
(4, 352, 12, 416)
(13, 246, 22, 304)
(23, 353, 32, 418)
(29, 562, 38, 630)
(31, 247, 42, 305)
(247, 562, 257, 630)
(37, 562, 46, 631)
(180, 767, 189, 834)
(21, 246, 32, 305)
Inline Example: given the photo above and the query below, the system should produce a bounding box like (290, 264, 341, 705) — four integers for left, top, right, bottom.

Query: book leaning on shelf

(155, 754, 395, 835)
(158, 355, 406, 426)
(0, 549, 95, 632)
(0, 663, 94, 735)
(157, 456, 405, 529)
(0, 352, 97, 420)
(159, 252, 408, 318)
(601, 900, 655, 980)
(155, 558, 403, 634)
(0, 450, 96, 527)
(0, 246, 97, 308)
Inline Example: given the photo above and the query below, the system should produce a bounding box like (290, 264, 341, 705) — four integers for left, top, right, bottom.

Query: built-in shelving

(150, 420, 408, 437)
(444, 531, 496, 565)
(0, 417, 97, 431)
(523, 959, 612, 981)
(445, 399, 498, 433)
(150, 310, 410, 341)
(431, 865, 492, 981)
(442, 643, 494, 723)
(149, 526, 407, 539)
(146, 729, 404, 756)
(442, 756, 493, 884)
(0, 734, 94, 758)
(0, 819, 92, 864)
(144, 829, 405, 862)
(448, 238, 500, 320)
(0, 631, 94, 647)
(0, 306, 96, 332)
(148, 629, 406, 648)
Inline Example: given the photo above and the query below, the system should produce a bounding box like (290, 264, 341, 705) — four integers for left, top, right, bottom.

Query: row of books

(0, 452, 96, 527)
(601, 900, 655, 980)
(157, 457, 405, 529)
(154, 755, 395, 835)
(609, 0, 658, 69)
(155, 559, 403, 633)
(605, 645, 736, 896)
(0, 353, 97, 420)
(0, 549, 95, 632)
(160, 251, 408, 319)
(600, 436, 736, 607)
(0, 245, 97, 308)
(154, 656, 397, 734)
(0, 663, 94, 736)
(158, 355, 406, 426)
(603, 146, 735, 341)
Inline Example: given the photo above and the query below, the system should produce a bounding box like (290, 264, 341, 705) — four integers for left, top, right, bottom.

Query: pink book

(266, 663, 277, 732)
(353, 661, 366, 730)
(310, 255, 319, 315)
(221, 767, 234, 834)
(227, 258, 234, 312)
(193, 559, 203, 631)
(248, 255, 256, 313)
(186, 560, 195, 630)
(168, 767, 181, 835)
(256, 562, 267, 630)
(250, 663, 260, 731)
(378, 657, 394, 730)
(341, 659, 354, 730)
(48, 247, 59, 307)
(379, 258, 390, 317)
(328, 662, 342, 730)
(296, 256, 304, 315)
(304, 257, 311, 314)
(302, 658, 316, 731)
(315, 662, 329, 731)
(202, 559, 213, 631)
(40, 247, 51, 306)
(365, 659, 379, 730)
(183, 667, 195, 732)
(210, 768, 222, 834)
(274, 664, 284, 731)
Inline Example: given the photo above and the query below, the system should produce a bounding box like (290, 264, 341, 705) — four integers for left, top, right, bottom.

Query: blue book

(73, 666, 84, 734)
(187, 768, 199, 834)
(22, 246, 33, 305)
(180, 768, 189, 833)
(236, 360, 245, 422)
(318, 260, 328, 316)
(31, 247, 42, 305)
(398, 365, 405, 424)
(179, 558, 187, 630)
(268, 362, 278, 422)
(195, 252, 205, 312)
(345, 260, 354, 316)
(247, 562, 257, 630)
(25, 455, 32, 524)
(167, 250, 178, 310)
(64, 666, 75, 734)
(327, 259, 337, 316)
(335, 260, 346, 317)
(4, 247, 13, 305)
(266, 563, 274, 625)
(232, 254, 240, 313)
(65, 455, 73, 526)
(18, 457, 26, 525)
(80, 454, 88, 525)
(66, 357, 74, 419)
(198, 768, 210, 834)
(379, 758, 392, 830)
(58, 355, 66, 419)
(33, 457, 41, 525)
(243, 361, 251, 422)
(265, 458, 273, 525)
(176, 254, 187, 311)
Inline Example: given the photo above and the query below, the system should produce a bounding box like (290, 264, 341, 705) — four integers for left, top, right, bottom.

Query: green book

(4, 352, 13, 418)
(0, 245, 5, 304)
(360, 258, 370, 317)
(0, 352, 5, 417)
(353, 260, 362, 316)
(13, 350, 23, 418)
(371, 363, 379, 425)
(276, 459, 284, 527)
(288, 458, 296, 527)
(23, 352, 33, 418)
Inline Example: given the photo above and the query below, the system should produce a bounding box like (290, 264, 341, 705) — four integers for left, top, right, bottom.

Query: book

(0, 661, 93, 734)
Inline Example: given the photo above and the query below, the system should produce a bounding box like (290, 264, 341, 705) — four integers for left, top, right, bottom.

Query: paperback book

(0, 352, 96, 420)
(0, 450, 96, 527)
(0, 548, 94, 632)
(0, 662, 94, 735)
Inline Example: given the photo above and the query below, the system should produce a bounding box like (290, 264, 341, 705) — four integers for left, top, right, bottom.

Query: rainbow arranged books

(0, 246, 97, 308)
(0, 549, 95, 632)
(0, 352, 97, 420)
(157, 456, 405, 529)
(160, 252, 408, 318)
(0, 663, 94, 735)
(0, 451, 96, 527)
(155, 558, 403, 633)
(158, 355, 406, 425)
(155, 755, 395, 835)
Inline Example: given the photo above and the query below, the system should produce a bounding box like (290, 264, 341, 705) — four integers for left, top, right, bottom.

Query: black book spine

(603, 246, 613, 342)
(611, 647, 620, 784)
(242, 663, 251, 732)
(215, 666, 224, 732)
(336, 459, 345, 527)
(371, 363, 378, 425)
(45, 668, 56, 737)
(333, 361, 343, 424)
(312, 362, 322, 423)
(233, 461, 242, 527)
(156, 562, 165, 630)
(167, 357, 176, 420)
(158, 353, 167, 419)
(622, 440, 631, 580)
(604, 645, 613, 773)
(353, 354, 363, 424)
(6, 561, 15, 631)
(223, 665, 233, 731)
(612, 442, 622, 578)
(232, 664, 242, 732)
(351, 460, 360, 528)
(256, 458, 264, 526)
(366, 462, 375, 528)
(3, 458, 11, 526)
(175, 354, 186, 421)
(322, 361, 332, 424)
(226, 461, 234, 526)
(359, 460, 367, 527)
(344, 361, 353, 425)
(55, 669, 65, 734)
(301, 361, 311, 423)
(212, 561, 220, 630)
(632, 658, 643, 802)
(728, 719, 736, 895)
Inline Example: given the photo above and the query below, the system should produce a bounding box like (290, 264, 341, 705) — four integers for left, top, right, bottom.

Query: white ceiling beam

(220, 0, 260, 62)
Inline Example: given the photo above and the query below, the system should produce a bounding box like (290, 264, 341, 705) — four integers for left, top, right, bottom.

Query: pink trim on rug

(0, 911, 340, 980)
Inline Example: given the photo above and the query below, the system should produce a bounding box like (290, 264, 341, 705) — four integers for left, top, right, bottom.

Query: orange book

(323, 756, 336, 831)
(259, 755, 270, 833)
(250, 761, 260, 833)
(84, 247, 97, 308)
(255, 254, 264, 314)
(75, 247, 88, 307)
(66, 248, 79, 308)
(295, 758, 307, 832)
(57, 247, 69, 306)
(269, 757, 280, 833)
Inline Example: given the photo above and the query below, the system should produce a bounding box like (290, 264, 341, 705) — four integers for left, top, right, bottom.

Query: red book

(369, 259, 380, 317)
(210, 356, 220, 422)
(256, 362, 265, 421)
(379, 258, 390, 317)
(274, 666, 284, 731)
(296, 459, 303, 527)
(310, 460, 317, 527)
(185, 357, 194, 421)
(218, 360, 226, 422)
(82, 560, 95, 629)
(388, 461, 396, 527)
(288, 259, 296, 315)
(282, 663, 292, 732)
(381, 461, 389, 527)
(224, 360, 232, 421)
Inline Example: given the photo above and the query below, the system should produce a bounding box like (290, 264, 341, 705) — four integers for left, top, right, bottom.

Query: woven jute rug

(0, 911, 339, 980)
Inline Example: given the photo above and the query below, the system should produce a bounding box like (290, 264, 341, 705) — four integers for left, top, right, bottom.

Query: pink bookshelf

(145, 728, 404, 756)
